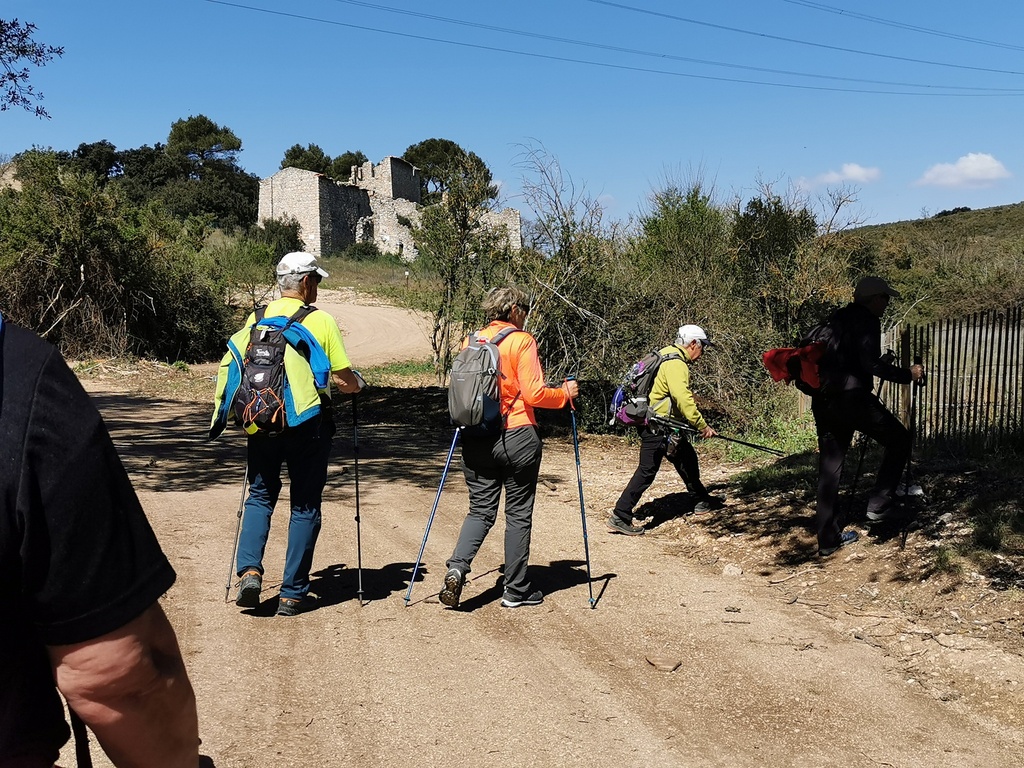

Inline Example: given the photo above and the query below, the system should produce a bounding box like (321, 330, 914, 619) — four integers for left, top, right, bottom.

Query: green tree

(732, 184, 865, 342)
(403, 138, 496, 205)
(0, 149, 231, 360)
(732, 188, 819, 339)
(1, 18, 63, 118)
(111, 117, 259, 230)
(280, 143, 332, 175)
(413, 156, 511, 380)
(167, 114, 242, 166)
(330, 150, 368, 181)
(60, 140, 120, 182)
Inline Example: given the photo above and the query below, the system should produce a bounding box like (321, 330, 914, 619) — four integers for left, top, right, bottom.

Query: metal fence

(881, 305, 1024, 456)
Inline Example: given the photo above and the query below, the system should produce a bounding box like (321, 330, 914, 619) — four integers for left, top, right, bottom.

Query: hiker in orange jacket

(439, 286, 579, 609)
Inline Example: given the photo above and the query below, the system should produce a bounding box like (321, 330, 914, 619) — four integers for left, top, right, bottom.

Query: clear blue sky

(4, 1, 1024, 226)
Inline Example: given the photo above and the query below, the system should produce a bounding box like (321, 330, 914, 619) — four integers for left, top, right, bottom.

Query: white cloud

(797, 163, 881, 190)
(915, 153, 1011, 188)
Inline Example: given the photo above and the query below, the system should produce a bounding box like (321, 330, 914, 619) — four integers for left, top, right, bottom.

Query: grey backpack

(448, 327, 522, 436)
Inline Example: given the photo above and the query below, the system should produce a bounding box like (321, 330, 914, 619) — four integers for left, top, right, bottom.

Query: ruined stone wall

(351, 156, 420, 204)
(370, 198, 421, 261)
(325, 183, 372, 255)
(482, 208, 523, 251)
(257, 160, 521, 261)
(258, 167, 328, 256)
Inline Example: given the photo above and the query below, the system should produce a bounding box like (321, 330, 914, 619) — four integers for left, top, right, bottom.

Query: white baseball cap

(276, 251, 329, 279)
(677, 324, 714, 347)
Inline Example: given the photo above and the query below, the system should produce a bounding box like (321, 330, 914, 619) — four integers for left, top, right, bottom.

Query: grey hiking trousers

(447, 425, 543, 600)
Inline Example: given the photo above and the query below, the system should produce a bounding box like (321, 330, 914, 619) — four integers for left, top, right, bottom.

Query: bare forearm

(332, 367, 364, 394)
(50, 603, 199, 768)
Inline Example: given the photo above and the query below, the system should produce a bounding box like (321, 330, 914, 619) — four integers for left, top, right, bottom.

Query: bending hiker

(608, 324, 721, 536)
(812, 276, 924, 557)
(439, 286, 579, 609)
(0, 316, 199, 766)
(211, 252, 364, 616)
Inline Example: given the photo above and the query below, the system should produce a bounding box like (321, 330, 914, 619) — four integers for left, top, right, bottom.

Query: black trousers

(812, 389, 911, 549)
(613, 425, 707, 521)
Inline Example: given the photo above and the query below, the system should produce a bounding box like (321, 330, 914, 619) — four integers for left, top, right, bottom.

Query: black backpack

(233, 305, 316, 434)
(448, 327, 523, 436)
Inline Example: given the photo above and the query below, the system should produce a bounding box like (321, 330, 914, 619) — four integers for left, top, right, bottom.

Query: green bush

(0, 149, 233, 361)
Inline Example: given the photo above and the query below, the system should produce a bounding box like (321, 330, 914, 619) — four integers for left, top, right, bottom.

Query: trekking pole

(566, 377, 596, 609)
(404, 428, 461, 606)
(900, 357, 927, 549)
(711, 434, 786, 456)
(649, 416, 785, 456)
(224, 465, 249, 603)
(352, 394, 364, 606)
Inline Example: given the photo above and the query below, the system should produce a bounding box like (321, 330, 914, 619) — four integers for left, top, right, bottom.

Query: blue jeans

(236, 416, 334, 600)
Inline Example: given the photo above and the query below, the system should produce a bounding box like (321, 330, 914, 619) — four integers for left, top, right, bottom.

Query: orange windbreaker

(469, 321, 570, 429)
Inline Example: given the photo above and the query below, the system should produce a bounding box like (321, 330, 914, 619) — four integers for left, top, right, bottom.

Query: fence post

(899, 326, 911, 426)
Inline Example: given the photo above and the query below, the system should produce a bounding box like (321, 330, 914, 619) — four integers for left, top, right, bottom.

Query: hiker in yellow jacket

(608, 324, 721, 535)
(212, 252, 363, 616)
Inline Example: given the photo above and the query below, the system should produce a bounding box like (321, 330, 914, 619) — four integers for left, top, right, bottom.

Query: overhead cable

(585, 0, 1024, 77)
(204, 1, 1024, 96)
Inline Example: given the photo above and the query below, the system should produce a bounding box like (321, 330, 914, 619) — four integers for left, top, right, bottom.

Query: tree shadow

(92, 385, 473, 493)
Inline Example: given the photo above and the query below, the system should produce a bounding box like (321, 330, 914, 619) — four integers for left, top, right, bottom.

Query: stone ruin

(257, 156, 522, 261)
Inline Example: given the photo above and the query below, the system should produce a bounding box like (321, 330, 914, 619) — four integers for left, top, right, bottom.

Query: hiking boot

(235, 570, 262, 607)
(501, 590, 544, 608)
(276, 596, 314, 617)
(693, 495, 725, 513)
(607, 515, 645, 536)
(438, 567, 466, 608)
(819, 530, 859, 558)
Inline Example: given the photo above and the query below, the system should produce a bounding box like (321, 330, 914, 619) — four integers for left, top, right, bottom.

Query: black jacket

(819, 303, 911, 393)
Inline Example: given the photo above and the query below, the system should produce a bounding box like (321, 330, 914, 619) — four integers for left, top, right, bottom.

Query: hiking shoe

(607, 515, 645, 536)
(819, 530, 859, 558)
(276, 596, 314, 617)
(501, 590, 544, 608)
(693, 495, 726, 513)
(235, 570, 262, 607)
(438, 567, 466, 608)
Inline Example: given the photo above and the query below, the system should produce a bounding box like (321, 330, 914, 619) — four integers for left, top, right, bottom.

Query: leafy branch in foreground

(1, 18, 64, 118)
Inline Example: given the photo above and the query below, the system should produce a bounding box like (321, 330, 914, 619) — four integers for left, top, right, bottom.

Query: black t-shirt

(0, 321, 176, 763)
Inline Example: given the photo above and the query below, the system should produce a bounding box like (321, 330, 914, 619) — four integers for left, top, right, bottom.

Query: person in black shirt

(0, 316, 199, 766)
(812, 277, 924, 557)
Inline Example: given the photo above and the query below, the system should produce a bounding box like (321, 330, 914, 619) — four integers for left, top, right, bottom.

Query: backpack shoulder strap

(283, 304, 316, 331)
(254, 305, 267, 323)
(490, 327, 524, 346)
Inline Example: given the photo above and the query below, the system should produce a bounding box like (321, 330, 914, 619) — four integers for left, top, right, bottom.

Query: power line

(320, 0, 1024, 93)
(781, 0, 1024, 53)
(585, 0, 1024, 77)
(204, 1, 1024, 95)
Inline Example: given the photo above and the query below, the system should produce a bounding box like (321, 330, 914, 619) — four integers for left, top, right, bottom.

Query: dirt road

(63, 298, 1024, 767)
(312, 288, 433, 367)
